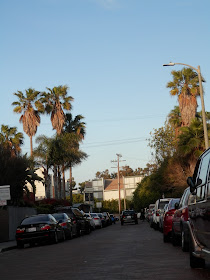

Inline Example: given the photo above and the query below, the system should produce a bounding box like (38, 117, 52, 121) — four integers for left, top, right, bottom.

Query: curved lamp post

(163, 62, 209, 150)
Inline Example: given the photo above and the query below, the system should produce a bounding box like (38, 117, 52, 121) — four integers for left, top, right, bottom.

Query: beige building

(84, 175, 143, 203)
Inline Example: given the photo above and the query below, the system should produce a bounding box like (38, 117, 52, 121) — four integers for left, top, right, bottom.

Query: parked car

(146, 204, 155, 222)
(96, 213, 106, 227)
(16, 214, 65, 248)
(187, 148, 210, 268)
(102, 212, 112, 226)
(121, 210, 138, 225)
(171, 187, 191, 251)
(152, 198, 172, 230)
(90, 213, 103, 228)
(55, 206, 91, 236)
(163, 198, 180, 242)
(52, 212, 76, 239)
(84, 212, 95, 231)
(159, 203, 169, 232)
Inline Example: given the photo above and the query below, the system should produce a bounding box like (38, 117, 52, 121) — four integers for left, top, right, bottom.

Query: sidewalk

(0, 240, 17, 253)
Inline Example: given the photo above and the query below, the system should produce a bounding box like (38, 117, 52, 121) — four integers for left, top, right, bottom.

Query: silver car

(90, 213, 102, 228)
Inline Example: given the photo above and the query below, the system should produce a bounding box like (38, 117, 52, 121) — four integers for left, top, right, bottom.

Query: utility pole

(111, 154, 126, 215)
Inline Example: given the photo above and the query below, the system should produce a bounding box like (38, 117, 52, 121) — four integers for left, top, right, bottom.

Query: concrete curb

(0, 245, 17, 253)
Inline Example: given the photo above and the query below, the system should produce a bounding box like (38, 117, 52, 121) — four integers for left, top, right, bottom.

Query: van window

(197, 153, 210, 185)
(196, 186, 205, 201)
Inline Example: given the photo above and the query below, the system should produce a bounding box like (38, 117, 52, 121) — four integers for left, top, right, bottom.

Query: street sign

(0, 200, 7, 206)
(0, 185, 11, 200)
(96, 202, 102, 209)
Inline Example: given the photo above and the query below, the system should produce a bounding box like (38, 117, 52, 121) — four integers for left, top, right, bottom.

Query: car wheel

(52, 231, 58, 244)
(77, 228, 82, 237)
(189, 235, 205, 268)
(69, 229, 73, 239)
(163, 233, 169, 243)
(181, 229, 189, 252)
(190, 252, 205, 268)
(62, 230, 66, 242)
(17, 241, 24, 249)
(172, 228, 178, 246)
(29, 242, 35, 247)
(86, 226, 91, 235)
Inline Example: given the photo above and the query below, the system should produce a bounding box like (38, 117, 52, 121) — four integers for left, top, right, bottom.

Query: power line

(82, 137, 147, 148)
(87, 114, 165, 123)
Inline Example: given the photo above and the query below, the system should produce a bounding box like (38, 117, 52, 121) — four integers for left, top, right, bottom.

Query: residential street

(1, 221, 210, 280)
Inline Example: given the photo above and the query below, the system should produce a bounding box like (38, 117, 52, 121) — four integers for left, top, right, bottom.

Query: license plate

(127, 216, 131, 219)
(27, 227, 36, 232)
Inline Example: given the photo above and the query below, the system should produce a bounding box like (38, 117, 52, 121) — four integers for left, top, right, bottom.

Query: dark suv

(55, 206, 91, 236)
(121, 210, 138, 225)
(187, 148, 210, 268)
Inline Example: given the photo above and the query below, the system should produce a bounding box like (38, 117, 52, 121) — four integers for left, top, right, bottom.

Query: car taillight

(60, 222, 67, 227)
(94, 217, 99, 220)
(40, 225, 51, 231)
(16, 228, 25, 234)
(123, 215, 125, 219)
(166, 210, 174, 217)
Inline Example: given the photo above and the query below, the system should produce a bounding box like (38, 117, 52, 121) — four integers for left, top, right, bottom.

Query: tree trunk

(178, 94, 197, 127)
(53, 165, 58, 199)
(69, 164, 73, 206)
(43, 166, 50, 199)
(58, 166, 61, 199)
(62, 164, 66, 200)
(30, 135, 33, 157)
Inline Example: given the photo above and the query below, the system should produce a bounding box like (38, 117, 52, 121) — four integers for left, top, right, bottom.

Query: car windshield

(91, 213, 98, 217)
(52, 213, 65, 220)
(123, 211, 135, 215)
(169, 199, 180, 210)
(21, 215, 52, 225)
(159, 201, 169, 210)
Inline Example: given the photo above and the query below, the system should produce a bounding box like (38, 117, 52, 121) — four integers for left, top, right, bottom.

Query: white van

(152, 198, 172, 230)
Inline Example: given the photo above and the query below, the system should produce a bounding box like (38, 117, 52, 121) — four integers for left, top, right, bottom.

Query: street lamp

(163, 62, 209, 150)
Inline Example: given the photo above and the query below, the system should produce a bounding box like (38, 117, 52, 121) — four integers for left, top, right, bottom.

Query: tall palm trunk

(30, 135, 33, 157)
(178, 93, 197, 127)
(69, 164, 73, 206)
(62, 164, 66, 199)
(53, 165, 58, 199)
(58, 166, 62, 199)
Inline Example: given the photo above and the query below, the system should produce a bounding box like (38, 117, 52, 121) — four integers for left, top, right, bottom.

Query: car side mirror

(187, 176, 196, 193)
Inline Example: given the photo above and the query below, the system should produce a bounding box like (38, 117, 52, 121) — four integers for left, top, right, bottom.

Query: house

(84, 175, 143, 203)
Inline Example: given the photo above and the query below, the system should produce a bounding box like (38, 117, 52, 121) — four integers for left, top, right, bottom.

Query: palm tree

(177, 118, 210, 174)
(34, 135, 53, 198)
(168, 106, 182, 138)
(167, 68, 200, 127)
(64, 113, 86, 139)
(61, 133, 87, 202)
(63, 113, 87, 203)
(0, 125, 24, 156)
(40, 86, 74, 135)
(12, 88, 43, 157)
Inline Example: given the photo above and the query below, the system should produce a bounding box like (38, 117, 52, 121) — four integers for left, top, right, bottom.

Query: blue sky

(1, 0, 210, 186)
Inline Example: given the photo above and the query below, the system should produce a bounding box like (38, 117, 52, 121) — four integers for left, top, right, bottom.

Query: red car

(171, 187, 192, 251)
(163, 198, 180, 242)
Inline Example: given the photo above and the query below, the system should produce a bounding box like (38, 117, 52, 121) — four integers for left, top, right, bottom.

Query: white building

(84, 175, 143, 203)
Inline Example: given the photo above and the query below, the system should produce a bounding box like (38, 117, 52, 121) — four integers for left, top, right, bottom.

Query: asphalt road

(1, 221, 210, 280)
